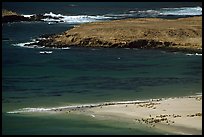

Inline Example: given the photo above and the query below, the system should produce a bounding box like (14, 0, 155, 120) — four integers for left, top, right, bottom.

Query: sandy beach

(8, 94, 202, 135)
(81, 95, 202, 135)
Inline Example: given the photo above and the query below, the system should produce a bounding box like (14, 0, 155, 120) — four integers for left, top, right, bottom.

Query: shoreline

(2, 9, 202, 54)
(7, 94, 202, 135)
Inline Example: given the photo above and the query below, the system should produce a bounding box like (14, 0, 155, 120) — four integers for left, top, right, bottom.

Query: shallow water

(2, 2, 202, 135)
(3, 112, 173, 135)
(2, 40, 202, 134)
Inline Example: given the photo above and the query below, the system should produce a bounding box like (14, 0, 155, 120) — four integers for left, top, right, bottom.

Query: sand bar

(86, 95, 202, 135)
(7, 95, 202, 134)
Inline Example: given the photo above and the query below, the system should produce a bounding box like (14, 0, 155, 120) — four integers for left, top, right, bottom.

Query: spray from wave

(32, 12, 114, 24)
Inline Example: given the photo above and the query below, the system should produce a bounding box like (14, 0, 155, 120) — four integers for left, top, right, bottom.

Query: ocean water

(2, 2, 202, 135)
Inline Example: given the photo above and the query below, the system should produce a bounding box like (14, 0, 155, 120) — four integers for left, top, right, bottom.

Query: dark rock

(2, 13, 63, 23)
(39, 33, 56, 39)
(2, 15, 30, 23)
(29, 14, 45, 21)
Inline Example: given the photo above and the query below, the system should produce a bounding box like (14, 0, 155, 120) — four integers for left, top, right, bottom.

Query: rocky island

(30, 16, 202, 53)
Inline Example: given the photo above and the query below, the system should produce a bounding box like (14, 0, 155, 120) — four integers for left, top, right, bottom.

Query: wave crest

(21, 7, 202, 24)
(42, 12, 113, 24)
(160, 6, 202, 16)
(126, 6, 202, 17)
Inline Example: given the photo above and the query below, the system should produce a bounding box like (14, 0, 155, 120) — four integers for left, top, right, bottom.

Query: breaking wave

(12, 41, 40, 48)
(108, 6, 202, 18)
(160, 6, 202, 16)
(186, 53, 202, 56)
(41, 12, 114, 24)
(21, 7, 201, 24)
(12, 37, 71, 50)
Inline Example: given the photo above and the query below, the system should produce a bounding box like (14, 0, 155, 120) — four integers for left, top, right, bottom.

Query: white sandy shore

(7, 95, 202, 135)
(85, 95, 202, 135)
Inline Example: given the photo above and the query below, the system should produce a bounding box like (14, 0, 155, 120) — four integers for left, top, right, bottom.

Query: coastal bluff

(35, 16, 202, 53)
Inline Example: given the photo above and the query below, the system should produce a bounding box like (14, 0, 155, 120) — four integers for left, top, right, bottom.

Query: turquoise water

(2, 2, 202, 135)
(2, 40, 202, 134)
(3, 42, 202, 110)
(3, 113, 171, 135)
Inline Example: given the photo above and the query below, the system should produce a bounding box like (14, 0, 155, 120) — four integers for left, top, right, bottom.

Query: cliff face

(35, 16, 202, 53)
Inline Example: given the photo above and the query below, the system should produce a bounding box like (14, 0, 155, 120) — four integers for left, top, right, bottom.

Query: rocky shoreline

(27, 16, 202, 53)
(3, 9, 202, 54)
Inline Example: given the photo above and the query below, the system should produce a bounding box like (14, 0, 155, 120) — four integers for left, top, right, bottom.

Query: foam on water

(61, 47, 71, 50)
(125, 6, 202, 17)
(23, 14, 34, 18)
(12, 39, 72, 50)
(39, 51, 53, 54)
(21, 7, 202, 24)
(160, 6, 202, 16)
(42, 12, 113, 24)
(12, 41, 39, 48)
(7, 105, 95, 114)
(7, 99, 160, 114)
(186, 53, 202, 56)
(44, 12, 64, 18)
(21, 12, 115, 24)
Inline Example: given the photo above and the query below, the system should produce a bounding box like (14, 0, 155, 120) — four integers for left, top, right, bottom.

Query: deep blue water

(2, 2, 202, 135)
(2, 2, 202, 15)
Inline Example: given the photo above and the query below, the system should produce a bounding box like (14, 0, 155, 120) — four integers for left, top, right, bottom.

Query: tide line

(7, 99, 162, 114)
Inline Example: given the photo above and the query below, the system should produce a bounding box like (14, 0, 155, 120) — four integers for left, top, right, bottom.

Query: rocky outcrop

(2, 9, 18, 17)
(2, 15, 30, 23)
(3, 10, 202, 54)
(28, 16, 202, 53)
(2, 9, 63, 23)
(2, 9, 28, 22)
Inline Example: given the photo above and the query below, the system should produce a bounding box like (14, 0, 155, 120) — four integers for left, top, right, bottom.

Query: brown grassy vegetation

(48, 16, 202, 53)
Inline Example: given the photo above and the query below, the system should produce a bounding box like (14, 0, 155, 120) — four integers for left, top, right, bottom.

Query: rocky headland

(2, 9, 63, 23)
(30, 16, 202, 53)
(2, 9, 28, 22)
(3, 9, 202, 53)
